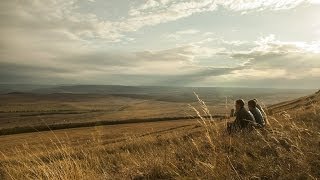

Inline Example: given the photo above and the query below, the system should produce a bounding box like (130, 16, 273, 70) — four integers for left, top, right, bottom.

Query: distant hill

(0, 84, 54, 94)
(268, 90, 320, 114)
(0, 84, 315, 104)
(32, 85, 316, 104)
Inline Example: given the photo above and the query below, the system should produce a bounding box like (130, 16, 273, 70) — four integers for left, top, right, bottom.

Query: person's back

(254, 99, 269, 125)
(248, 100, 265, 127)
(250, 107, 265, 127)
(256, 103, 266, 117)
(235, 106, 255, 128)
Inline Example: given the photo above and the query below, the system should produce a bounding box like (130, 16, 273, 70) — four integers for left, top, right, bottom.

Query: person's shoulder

(251, 107, 257, 112)
(239, 107, 246, 112)
(249, 108, 256, 114)
(256, 104, 263, 110)
(255, 107, 262, 114)
(239, 107, 250, 115)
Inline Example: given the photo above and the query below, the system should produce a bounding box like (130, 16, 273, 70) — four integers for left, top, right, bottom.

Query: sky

(1, 0, 320, 88)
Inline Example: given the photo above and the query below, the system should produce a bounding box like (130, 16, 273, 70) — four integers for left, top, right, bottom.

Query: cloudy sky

(1, 0, 320, 88)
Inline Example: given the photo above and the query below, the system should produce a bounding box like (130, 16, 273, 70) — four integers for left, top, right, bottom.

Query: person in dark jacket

(227, 99, 255, 134)
(248, 100, 265, 127)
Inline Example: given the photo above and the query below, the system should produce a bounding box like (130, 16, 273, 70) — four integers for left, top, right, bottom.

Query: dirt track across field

(0, 115, 225, 136)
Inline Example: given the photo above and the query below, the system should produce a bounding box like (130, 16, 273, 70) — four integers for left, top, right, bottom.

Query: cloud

(220, 40, 249, 47)
(165, 29, 201, 39)
(1, 0, 319, 87)
(154, 66, 246, 85)
(226, 35, 320, 80)
(7, 0, 306, 42)
(176, 29, 200, 35)
(2, 27, 319, 87)
(0, 37, 243, 85)
(125, 0, 317, 37)
(0, 44, 217, 84)
(1, 0, 318, 43)
(220, 0, 307, 11)
(0, 61, 78, 84)
(0, 0, 124, 42)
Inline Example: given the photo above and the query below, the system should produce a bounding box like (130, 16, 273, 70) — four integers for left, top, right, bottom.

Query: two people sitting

(227, 99, 266, 134)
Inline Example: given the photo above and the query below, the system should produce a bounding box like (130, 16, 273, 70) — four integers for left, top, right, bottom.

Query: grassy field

(0, 93, 200, 130)
(0, 91, 319, 179)
(0, 89, 311, 130)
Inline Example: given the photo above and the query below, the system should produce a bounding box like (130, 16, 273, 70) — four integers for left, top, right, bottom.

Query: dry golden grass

(0, 93, 220, 130)
(0, 91, 307, 130)
(0, 94, 319, 179)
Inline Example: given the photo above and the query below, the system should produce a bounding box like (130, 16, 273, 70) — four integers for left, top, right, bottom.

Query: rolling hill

(268, 89, 320, 114)
(0, 90, 319, 179)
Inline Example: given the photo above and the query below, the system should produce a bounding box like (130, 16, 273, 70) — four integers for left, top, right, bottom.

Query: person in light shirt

(248, 100, 265, 127)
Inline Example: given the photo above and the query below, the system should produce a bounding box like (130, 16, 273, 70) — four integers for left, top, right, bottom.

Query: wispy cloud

(0, 0, 319, 87)
(125, 0, 315, 38)
(164, 29, 200, 40)
(1, 0, 317, 41)
(1, 0, 317, 42)
(227, 35, 320, 79)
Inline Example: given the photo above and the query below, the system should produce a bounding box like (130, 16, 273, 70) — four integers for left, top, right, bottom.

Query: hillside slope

(0, 91, 319, 179)
(268, 90, 320, 114)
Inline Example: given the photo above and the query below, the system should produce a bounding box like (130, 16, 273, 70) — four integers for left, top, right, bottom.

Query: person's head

(248, 100, 257, 110)
(235, 99, 245, 111)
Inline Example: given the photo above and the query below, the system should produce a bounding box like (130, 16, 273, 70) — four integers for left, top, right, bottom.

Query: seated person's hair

(236, 99, 245, 107)
(248, 100, 257, 108)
